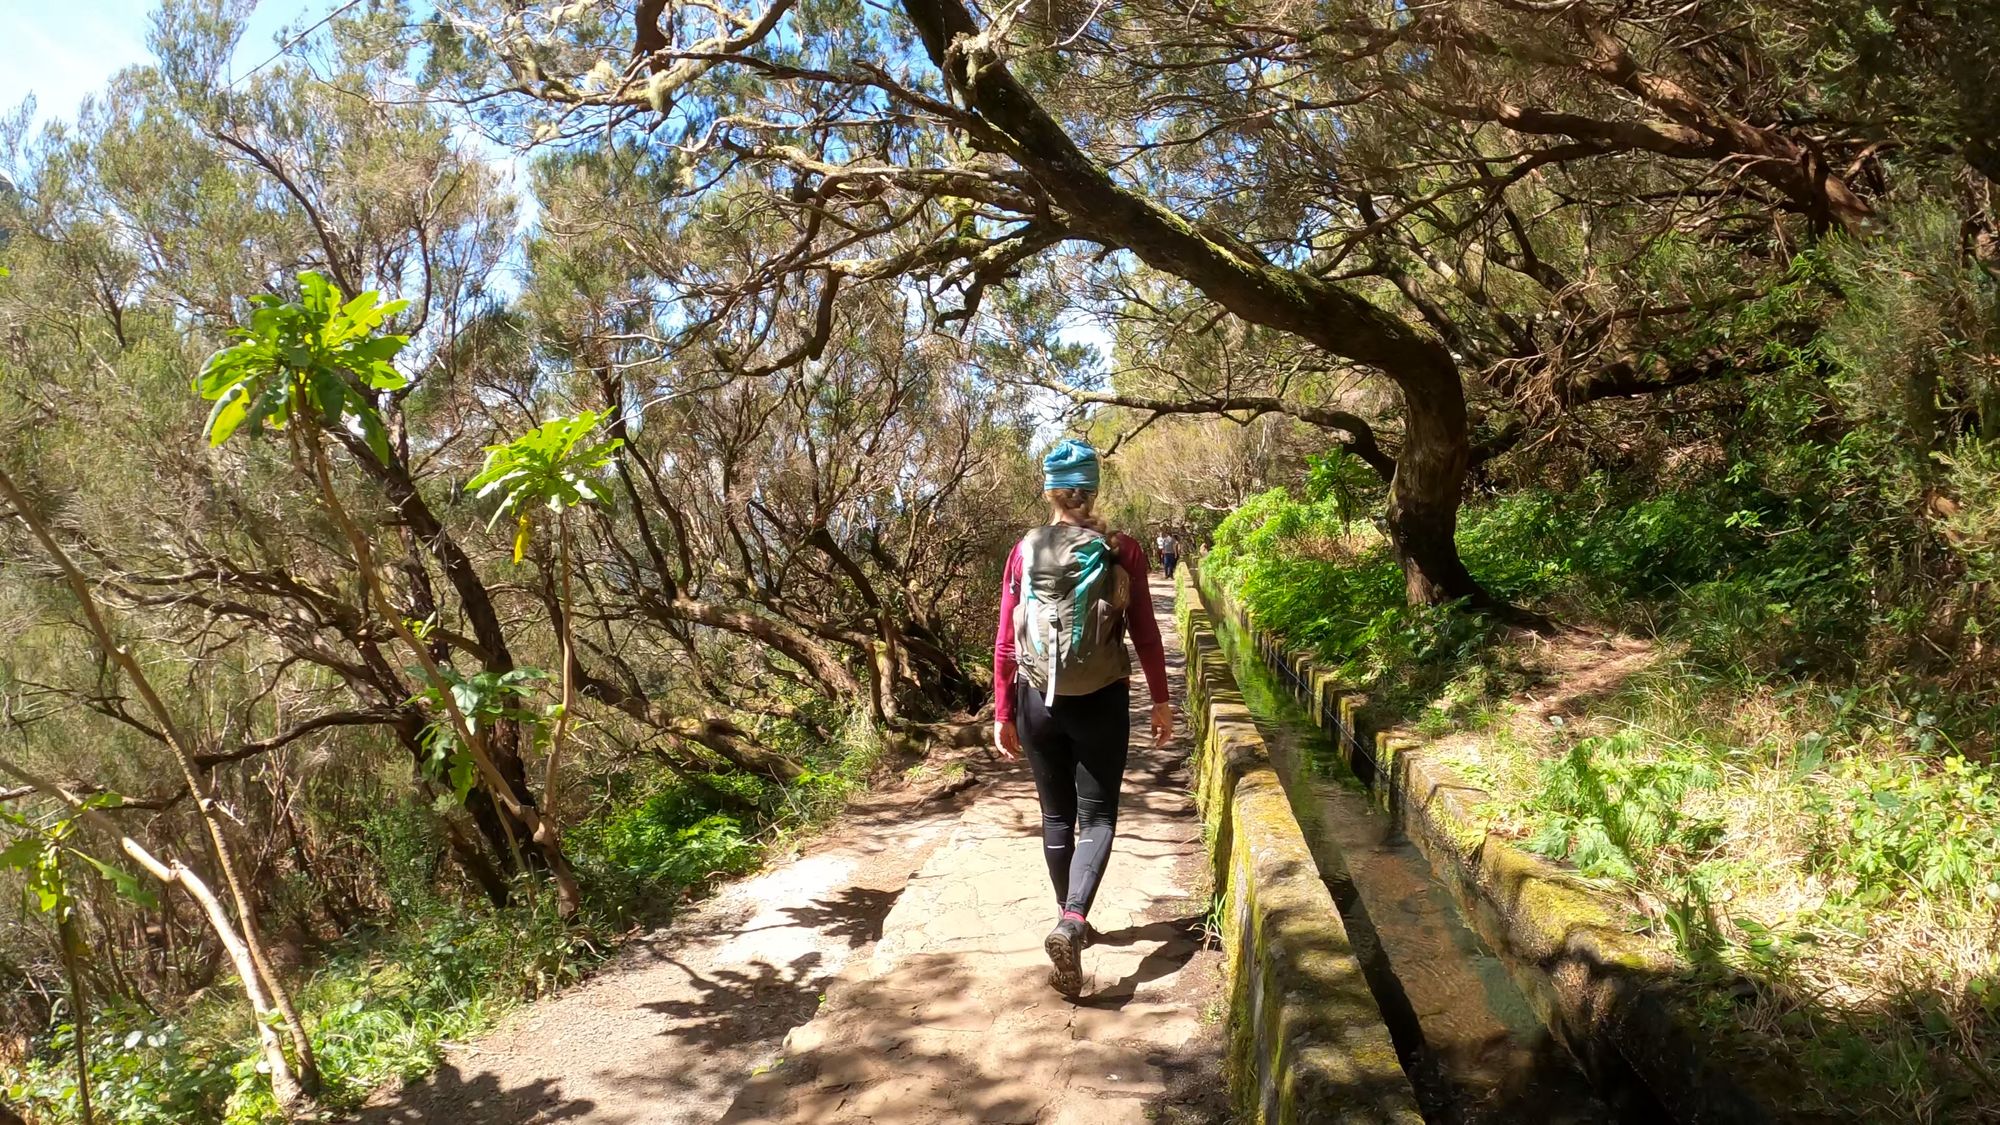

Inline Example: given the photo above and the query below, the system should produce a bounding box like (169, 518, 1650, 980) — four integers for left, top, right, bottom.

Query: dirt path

(357, 614, 1221, 1125)
(723, 616, 1221, 1125)
(354, 785, 970, 1125)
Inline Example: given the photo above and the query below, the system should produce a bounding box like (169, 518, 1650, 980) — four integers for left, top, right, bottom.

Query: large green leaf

(447, 749, 477, 804)
(194, 270, 408, 454)
(298, 271, 335, 314)
(0, 835, 43, 872)
(356, 405, 394, 465)
(347, 334, 409, 364)
(340, 289, 386, 325)
(74, 851, 159, 909)
(468, 412, 626, 546)
(311, 369, 349, 428)
(203, 386, 253, 447)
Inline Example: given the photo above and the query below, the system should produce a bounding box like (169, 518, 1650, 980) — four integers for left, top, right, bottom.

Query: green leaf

(0, 836, 43, 872)
(246, 377, 293, 434)
(194, 271, 416, 452)
(355, 402, 394, 465)
(74, 851, 159, 909)
(340, 289, 386, 324)
(361, 361, 409, 392)
(347, 333, 408, 363)
(195, 345, 253, 396)
(298, 271, 336, 315)
(249, 303, 287, 338)
(203, 386, 253, 446)
(447, 750, 477, 805)
(470, 412, 623, 550)
(311, 369, 348, 428)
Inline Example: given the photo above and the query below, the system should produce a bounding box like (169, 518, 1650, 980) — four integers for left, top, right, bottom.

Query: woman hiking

(992, 439, 1174, 996)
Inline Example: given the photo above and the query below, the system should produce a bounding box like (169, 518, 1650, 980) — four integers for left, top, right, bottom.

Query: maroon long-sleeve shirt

(993, 530, 1169, 723)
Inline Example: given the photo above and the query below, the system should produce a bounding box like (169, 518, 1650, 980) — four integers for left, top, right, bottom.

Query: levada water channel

(1200, 592, 1672, 1125)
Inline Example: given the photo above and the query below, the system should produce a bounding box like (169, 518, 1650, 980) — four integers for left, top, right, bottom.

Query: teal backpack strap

(1070, 536, 1113, 650)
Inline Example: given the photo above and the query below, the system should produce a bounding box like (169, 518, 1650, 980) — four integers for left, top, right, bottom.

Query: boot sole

(1044, 927, 1083, 996)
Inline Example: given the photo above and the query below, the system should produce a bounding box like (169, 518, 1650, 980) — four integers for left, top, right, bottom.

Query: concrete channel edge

(1190, 566, 1774, 1125)
(1175, 578, 1426, 1125)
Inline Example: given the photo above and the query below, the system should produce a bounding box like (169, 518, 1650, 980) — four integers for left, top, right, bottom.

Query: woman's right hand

(993, 720, 1021, 760)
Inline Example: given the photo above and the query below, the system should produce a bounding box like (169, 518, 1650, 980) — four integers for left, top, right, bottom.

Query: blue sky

(3, 0, 319, 127)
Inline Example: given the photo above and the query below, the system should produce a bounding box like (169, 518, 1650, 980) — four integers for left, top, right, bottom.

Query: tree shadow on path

(776, 886, 898, 945)
(353, 1065, 592, 1124)
(639, 950, 827, 1040)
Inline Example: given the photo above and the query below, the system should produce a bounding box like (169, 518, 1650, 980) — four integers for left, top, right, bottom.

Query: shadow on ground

(1075, 915, 1205, 1010)
(348, 809, 932, 1125)
(354, 1066, 592, 1124)
(719, 952, 1238, 1125)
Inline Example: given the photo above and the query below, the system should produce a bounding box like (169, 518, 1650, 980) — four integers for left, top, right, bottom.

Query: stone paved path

(356, 614, 1218, 1125)
(722, 614, 1221, 1125)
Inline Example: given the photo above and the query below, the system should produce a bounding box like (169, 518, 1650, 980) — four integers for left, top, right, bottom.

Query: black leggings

(1014, 678, 1130, 918)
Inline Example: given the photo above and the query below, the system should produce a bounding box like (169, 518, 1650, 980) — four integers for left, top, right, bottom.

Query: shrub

(1810, 753, 2000, 912)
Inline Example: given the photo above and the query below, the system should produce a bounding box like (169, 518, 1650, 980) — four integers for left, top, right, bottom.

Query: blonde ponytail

(1046, 487, 1112, 536)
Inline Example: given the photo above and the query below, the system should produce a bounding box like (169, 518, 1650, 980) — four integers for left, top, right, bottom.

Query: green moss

(1182, 595, 1424, 1124)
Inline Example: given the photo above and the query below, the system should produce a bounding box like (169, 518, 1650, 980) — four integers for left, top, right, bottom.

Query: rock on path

(357, 614, 1221, 1125)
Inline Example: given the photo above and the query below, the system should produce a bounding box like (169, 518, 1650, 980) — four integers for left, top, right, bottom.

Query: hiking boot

(1044, 914, 1086, 996)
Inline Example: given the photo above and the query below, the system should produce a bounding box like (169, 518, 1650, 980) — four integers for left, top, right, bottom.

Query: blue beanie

(1042, 438, 1100, 491)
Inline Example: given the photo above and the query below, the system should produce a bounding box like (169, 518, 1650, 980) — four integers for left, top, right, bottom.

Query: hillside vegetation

(1205, 272, 2000, 1118)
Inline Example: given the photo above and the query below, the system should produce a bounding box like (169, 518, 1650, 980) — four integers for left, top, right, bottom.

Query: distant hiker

(993, 439, 1174, 996)
(1160, 533, 1180, 580)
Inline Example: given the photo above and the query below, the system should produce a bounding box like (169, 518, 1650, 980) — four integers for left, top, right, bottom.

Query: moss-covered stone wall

(1194, 567, 1773, 1125)
(1176, 574, 1424, 1125)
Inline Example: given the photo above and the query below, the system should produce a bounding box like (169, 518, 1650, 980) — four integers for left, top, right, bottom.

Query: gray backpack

(1012, 524, 1132, 705)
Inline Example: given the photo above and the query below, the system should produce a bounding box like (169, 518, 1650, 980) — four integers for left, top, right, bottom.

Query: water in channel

(1204, 605, 1656, 1125)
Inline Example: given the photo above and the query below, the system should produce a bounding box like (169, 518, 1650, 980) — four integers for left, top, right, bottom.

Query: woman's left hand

(1150, 701, 1174, 749)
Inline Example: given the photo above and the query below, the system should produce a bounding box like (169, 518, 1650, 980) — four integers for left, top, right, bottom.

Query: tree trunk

(899, 0, 1494, 608)
(304, 435, 583, 917)
(381, 714, 515, 907)
(58, 915, 93, 1125)
(435, 811, 514, 907)
(544, 514, 576, 813)
(164, 856, 310, 1114)
(1386, 374, 1481, 606)
(341, 418, 576, 885)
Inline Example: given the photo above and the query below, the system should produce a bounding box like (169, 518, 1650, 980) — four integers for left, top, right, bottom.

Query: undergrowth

(1206, 404, 2000, 1118)
(5, 706, 885, 1124)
